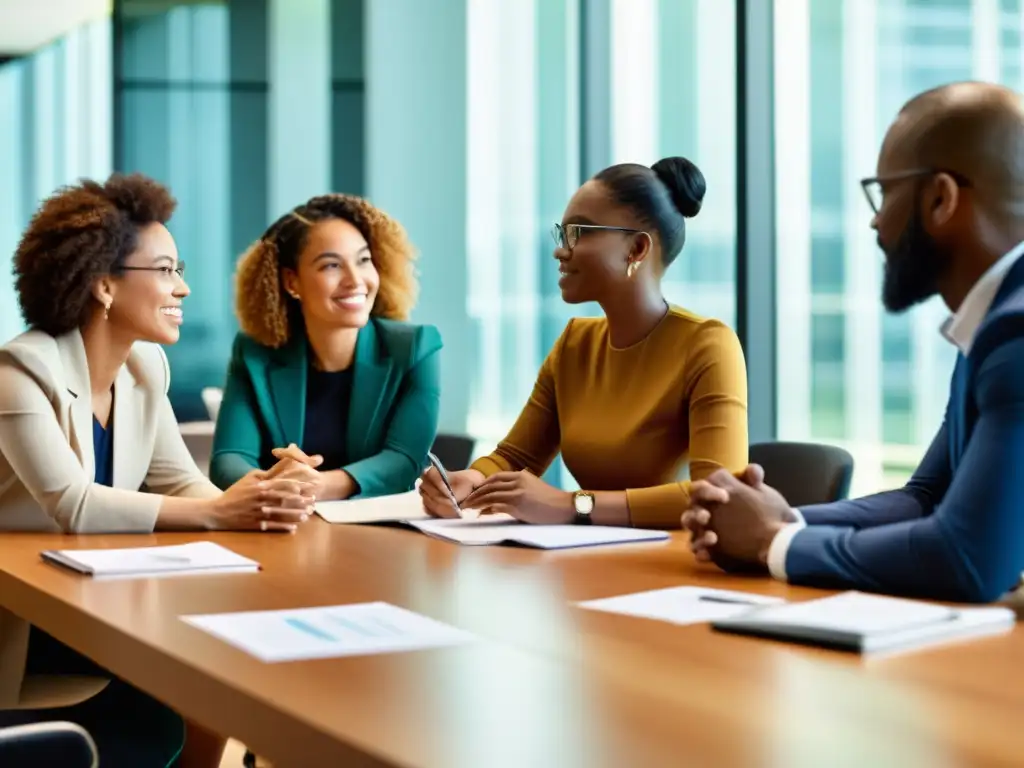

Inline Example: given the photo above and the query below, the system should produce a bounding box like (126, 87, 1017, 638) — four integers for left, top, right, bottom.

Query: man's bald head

(882, 82, 1024, 216)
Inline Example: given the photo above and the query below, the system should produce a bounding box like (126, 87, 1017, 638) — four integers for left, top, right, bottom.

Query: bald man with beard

(683, 82, 1024, 603)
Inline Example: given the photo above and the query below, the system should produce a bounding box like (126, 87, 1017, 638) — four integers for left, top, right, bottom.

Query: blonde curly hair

(234, 193, 418, 348)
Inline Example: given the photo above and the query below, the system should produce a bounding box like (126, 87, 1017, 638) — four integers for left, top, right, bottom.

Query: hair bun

(651, 157, 706, 218)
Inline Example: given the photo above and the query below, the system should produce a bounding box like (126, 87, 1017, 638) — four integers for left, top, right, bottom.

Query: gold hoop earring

(626, 261, 639, 279)
(103, 301, 111, 320)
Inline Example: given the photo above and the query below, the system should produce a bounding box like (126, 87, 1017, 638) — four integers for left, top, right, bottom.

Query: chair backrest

(748, 441, 854, 507)
(201, 386, 224, 421)
(0, 722, 98, 768)
(430, 433, 475, 471)
(180, 421, 216, 476)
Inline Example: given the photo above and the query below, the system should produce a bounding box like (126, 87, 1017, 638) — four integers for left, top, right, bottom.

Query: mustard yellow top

(471, 306, 749, 528)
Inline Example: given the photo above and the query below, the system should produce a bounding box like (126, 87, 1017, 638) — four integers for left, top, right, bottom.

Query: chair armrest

(0, 721, 98, 767)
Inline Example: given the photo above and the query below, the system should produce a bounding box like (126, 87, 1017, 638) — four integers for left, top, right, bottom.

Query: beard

(880, 207, 952, 313)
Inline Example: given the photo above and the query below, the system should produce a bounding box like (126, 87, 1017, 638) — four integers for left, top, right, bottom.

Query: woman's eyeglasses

(120, 263, 186, 280)
(551, 223, 644, 251)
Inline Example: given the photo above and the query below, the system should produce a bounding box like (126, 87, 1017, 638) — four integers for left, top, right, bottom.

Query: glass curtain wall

(0, 20, 112, 345)
(112, 0, 741, 481)
(607, 0, 737, 327)
(774, 0, 1024, 495)
(6, 0, 1019, 492)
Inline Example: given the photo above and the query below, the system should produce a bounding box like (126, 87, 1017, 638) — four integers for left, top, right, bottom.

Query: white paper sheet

(578, 586, 784, 625)
(182, 602, 478, 662)
(409, 516, 668, 548)
(315, 490, 487, 524)
(315, 490, 431, 524)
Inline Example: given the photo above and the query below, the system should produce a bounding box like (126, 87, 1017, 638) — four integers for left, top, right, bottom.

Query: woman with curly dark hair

(0, 173, 315, 767)
(209, 194, 442, 501)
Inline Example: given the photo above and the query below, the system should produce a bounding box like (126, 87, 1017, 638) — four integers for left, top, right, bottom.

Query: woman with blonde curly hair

(210, 194, 442, 501)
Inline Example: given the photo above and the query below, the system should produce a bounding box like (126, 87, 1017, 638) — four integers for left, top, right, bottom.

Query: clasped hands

(216, 443, 355, 534)
(263, 443, 358, 500)
(681, 464, 795, 571)
(418, 466, 574, 524)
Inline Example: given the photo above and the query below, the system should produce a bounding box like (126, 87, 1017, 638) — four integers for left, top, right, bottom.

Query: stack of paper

(711, 591, 1017, 654)
(314, 490, 431, 524)
(183, 602, 477, 662)
(578, 586, 784, 625)
(316, 491, 669, 550)
(41, 541, 260, 580)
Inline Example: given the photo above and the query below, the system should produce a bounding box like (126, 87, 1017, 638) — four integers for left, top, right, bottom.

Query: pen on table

(426, 451, 460, 510)
(698, 595, 759, 605)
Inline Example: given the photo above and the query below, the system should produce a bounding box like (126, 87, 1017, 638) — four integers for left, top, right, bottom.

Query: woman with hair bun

(211, 194, 442, 501)
(420, 157, 749, 528)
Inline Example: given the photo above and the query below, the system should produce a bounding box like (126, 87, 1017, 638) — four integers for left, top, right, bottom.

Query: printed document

(182, 602, 478, 663)
(579, 586, 784, 625)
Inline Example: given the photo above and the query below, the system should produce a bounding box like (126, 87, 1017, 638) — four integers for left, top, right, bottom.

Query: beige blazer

(0, 328, 220, 708)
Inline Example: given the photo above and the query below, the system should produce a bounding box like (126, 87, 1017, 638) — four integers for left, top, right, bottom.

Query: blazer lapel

(948, 355, 968, 471)
(347, 322, 393, 460)
(56, 331, 95, 479)
(990, 250, 1024, 309)
(268, 339, 308, 448)
(111, 363, 143, 489)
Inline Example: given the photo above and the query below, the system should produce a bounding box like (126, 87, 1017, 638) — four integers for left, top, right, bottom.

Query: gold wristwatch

(573, 491, 595, 525)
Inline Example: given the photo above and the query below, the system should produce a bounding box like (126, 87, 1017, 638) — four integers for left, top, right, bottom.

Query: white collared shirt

(766, 240, 1024, 582)
(941, 240, 1024, 353)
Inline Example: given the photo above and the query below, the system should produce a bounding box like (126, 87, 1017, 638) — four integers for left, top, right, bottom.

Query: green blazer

(210, 318, 442, 497)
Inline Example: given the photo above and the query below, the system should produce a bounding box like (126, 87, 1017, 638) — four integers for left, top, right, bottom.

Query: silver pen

(426, 451, 460, 510)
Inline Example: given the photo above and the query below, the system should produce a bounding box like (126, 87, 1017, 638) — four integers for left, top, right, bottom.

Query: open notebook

(316, 491, 669, 550)
(711, 591, 1016, 655)
(41, 541, 260, 580)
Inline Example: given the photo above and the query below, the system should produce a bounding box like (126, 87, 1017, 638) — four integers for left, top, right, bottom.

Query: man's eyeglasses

(120, 263, 186, 280)
(551, 223, 644, 251)
(860, 168, 971, 215)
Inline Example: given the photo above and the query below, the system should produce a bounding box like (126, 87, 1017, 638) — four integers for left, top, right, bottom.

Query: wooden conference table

(0, 520, 1021, 768)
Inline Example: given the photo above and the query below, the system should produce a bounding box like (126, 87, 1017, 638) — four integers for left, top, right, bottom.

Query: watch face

(575, 493, 594, 514)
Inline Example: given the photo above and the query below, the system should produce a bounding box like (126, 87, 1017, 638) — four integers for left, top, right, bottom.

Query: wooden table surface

(0, 520, 1022, 768)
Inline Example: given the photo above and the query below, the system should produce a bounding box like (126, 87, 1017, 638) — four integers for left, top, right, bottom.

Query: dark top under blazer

(786, 255, 1024, 603)
(93, 416, 113, 488)
(209, 317, 443, 498)
(303, 365, 355, 471)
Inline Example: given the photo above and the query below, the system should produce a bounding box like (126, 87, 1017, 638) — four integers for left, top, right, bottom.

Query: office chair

(748, 441, 855, 506)
(201, 387, 224, 421)
(180, 421, 215, 476)
(430, 433, 475, 471)
(0, 721, 98, 767)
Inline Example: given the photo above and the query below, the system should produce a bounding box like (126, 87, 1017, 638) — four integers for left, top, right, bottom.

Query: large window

(463, 0, 580, 451)
(774, 0, 1023, 494)
(7, 0, 1020, 496)
(462, 0, 736, 483)
(0, 21, 111, 345)
(116, 0, 350, 422)
(608, 0, 737, 326)
(109, 0, 736, 476)
(117, 0, 244, 422)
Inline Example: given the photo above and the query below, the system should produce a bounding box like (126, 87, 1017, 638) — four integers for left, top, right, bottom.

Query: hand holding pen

(419, 454, 485, 519)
